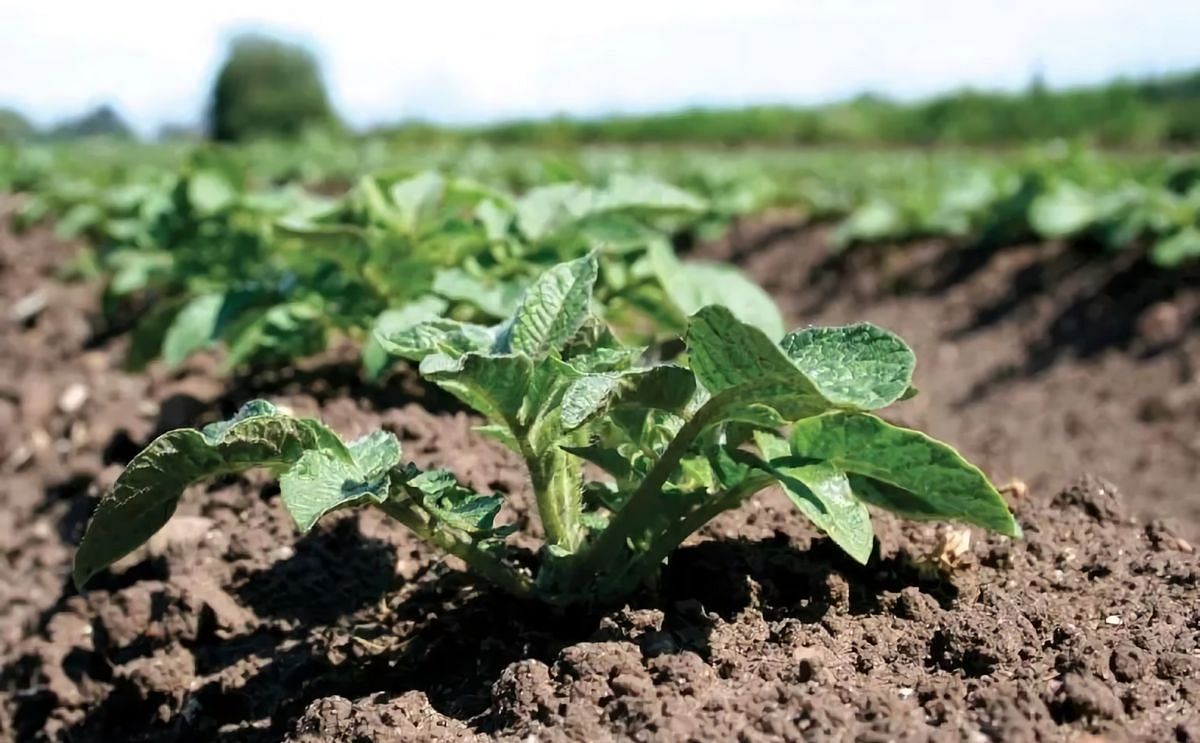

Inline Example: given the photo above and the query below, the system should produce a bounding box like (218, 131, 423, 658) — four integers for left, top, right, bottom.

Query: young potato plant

(74, 255, 1020, 606)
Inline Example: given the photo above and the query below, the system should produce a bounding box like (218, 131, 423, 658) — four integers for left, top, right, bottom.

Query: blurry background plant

(208, 34, 339, 142)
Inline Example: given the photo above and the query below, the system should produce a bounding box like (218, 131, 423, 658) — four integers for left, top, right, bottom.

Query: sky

(1, 0, 1198, 135)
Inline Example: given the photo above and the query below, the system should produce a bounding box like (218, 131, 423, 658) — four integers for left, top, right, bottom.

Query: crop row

(3, 141, 1198, 373)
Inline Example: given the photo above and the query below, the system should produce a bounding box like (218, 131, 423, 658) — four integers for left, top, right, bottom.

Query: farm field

(1, 142, 1199, 741)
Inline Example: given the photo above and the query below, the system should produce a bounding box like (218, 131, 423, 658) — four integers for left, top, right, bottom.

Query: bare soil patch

(1, 210, 1198, 741)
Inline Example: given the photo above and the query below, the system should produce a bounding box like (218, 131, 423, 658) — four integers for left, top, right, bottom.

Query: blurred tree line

(2, 33, 1197, 148)
(462, 71, 1200, 148)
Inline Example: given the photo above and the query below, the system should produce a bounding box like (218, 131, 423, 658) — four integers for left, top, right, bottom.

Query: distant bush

(0, 108, 35, 141)
(48, 105, 133, 140)
(209, 34, 338, 142)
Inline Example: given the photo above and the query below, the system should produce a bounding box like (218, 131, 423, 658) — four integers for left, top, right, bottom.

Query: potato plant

(74, 255, 1019, 606)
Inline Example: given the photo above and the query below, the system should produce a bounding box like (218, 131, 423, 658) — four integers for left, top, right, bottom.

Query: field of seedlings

(1, 139, 1199, 741)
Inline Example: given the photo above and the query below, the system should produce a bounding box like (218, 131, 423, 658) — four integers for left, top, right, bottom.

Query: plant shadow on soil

(54, 520, 954, 742)
(798, 228, 1199, 399)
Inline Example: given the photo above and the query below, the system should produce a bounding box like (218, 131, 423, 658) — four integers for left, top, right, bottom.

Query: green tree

(209, 34, 338, 142)
(50, 104, 133, 140)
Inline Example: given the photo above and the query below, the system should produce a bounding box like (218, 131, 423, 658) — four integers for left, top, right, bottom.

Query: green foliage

(75, 257, 1018, 605)
(0, 108, 35, 142)
(445, 69, 1200, 148)
(209, 34, 338, 142)
(49, 105, 133, 141)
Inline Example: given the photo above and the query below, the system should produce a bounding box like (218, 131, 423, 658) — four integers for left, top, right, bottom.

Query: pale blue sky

(1, 0, 1197, 134)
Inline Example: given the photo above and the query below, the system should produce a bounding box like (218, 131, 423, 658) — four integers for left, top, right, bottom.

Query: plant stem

(592, 473, 773, 602)
(377, 496, 536, 599)
(564, 406, 715, 589)
(524, 443, 583, 552)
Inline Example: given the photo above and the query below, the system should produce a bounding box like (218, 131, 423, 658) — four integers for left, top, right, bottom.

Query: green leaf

(769, 462, 875, 564)
(789, 412, 1020, 536)
(162, 293, 225, 367)
(1151, 227, 1200, 268)
(502, 254, 598, 357)
(476, 199, 512, 241)
(187, 171, 237, 216)
(432, 268, 525, 319)
(406, 470, 508, 536)
(559, 365, 695, 431)
(106, 250, 172, 296)
(685, 305, 834, 421)
(1029, 183, 1098, 238)
(376, 318, 494, 363)
(280, 448, 391, 532)
(419, 352, 535, 431)
(780, 324, 915, 410)
(389, 171, 445, 233)
(347, 430, 403, 478)
(362, 297, 451, 377)
(515, 183, 595, 241)
(560, 373, 623, 431)
(74, 401, 353, 588)
(649, 242, 785, 340)
(752, 430, 791, 461)
(596, 174, 707, 214)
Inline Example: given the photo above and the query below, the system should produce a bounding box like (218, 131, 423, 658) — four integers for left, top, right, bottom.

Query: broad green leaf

(780, 324, 915, 410)
(503, 254, 598, 357)
(347, 430, 403, 478)
(222, 302, 326, 370)
(280, 449, 389, 532)
(187, 171, 237, 216)
(515, 183, 595, 241)
(420, 352, 534, 431)
(1029, 183, 1098, 238)
(596, 174, 706, 214)
(406, 470, 508, 536)
(280, 429, 402, 530)
(432, 268, 524, 319)
(474, 423, 520, 452)
(769, 461, 874, 564)
(74, 401, 352, 588)
(1151, 227, 1200, 268)
(560, 365, 696, 431)
(376, 318, 494, 363)
(561, 373, 623, 431)
(476, 199, 512, 242)
(362, 297, 450, 378)
(649, 242, 785, 340)
(162, 293, 224, 367)
(389, 171, 445, 233)
(106, 250, 172, 296)
(789, 412, 1020, 536)
(752, 430, 791, 461)
(685, 305, 834, 421)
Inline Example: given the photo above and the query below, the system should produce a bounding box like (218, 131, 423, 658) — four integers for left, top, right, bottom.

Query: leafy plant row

(10, 157, 782, 372)
(75, 255, 1020, 606)
(5, 143, 1199, 375)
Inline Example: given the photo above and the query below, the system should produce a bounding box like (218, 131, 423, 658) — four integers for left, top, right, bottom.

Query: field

(1, 140, 1199, 741)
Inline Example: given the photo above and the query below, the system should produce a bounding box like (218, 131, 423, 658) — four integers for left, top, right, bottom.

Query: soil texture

(1, 207, 1198, 741)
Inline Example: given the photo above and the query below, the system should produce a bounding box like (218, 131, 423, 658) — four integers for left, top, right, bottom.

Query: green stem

(564, 405, 717, 590)
(593, 473, 773, 602)
(524, 443, 583, 552)
(377, 496, 536, 599)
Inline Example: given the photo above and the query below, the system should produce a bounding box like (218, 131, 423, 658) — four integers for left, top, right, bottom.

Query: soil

(1, 205, 1199, 742)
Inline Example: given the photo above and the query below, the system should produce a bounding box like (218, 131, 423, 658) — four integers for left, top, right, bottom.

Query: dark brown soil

(1, 207, 1199, 742)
